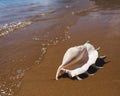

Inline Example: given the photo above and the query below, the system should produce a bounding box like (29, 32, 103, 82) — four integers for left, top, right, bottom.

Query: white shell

(56, 42, 99, 80)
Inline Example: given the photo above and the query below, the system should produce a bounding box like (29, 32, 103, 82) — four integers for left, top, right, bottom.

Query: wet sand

(0, 0, 120, 96)
(16, 42, 120, 96)
(16, 17, 120, 96)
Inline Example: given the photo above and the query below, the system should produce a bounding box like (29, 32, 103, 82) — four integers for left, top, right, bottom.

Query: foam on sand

(0, 21, 32, 37)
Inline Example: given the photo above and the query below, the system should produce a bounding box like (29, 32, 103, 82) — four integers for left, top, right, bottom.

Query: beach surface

(16, 18, 120, 96)
(17, 40, 120, 96)
(0, 0, 120, 96)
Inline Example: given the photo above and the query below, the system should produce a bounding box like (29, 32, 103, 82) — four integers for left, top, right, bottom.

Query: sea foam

(0, 21, 32, 37)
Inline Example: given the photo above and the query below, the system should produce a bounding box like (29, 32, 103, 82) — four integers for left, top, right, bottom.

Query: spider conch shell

(56, 41, 100, 80)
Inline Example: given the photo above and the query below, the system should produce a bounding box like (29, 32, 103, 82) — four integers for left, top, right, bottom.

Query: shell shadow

(59, 57, 110, 80)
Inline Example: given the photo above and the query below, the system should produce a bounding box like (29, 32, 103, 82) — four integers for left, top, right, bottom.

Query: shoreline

(0, 0, 120, 96)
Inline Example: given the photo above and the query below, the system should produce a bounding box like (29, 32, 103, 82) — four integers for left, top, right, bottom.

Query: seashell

(55, 41, 103, 80)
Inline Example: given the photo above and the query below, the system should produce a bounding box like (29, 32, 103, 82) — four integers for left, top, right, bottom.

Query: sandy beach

(16, 16, 120, 96)
(0, 0, 120, 96)
(16, 40, 120, 96)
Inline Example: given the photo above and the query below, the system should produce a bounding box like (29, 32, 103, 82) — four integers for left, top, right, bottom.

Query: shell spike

(76, 76, 82, 80)
(96, 47, 100, 51)
(99, 55, 106, 59)
(92, 64, 104, 69)
(85, 40, 90, 44)
(85, 72, 94, 76)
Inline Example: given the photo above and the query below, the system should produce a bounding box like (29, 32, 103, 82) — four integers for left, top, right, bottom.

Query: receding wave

(0, 21, 32, 37)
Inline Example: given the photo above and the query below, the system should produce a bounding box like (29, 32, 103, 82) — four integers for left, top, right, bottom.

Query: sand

(16, 19, 120, 96)
(0, 1, 120, 96)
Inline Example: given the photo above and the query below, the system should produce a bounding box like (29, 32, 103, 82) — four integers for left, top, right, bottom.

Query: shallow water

(0, 0, 120, 96)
